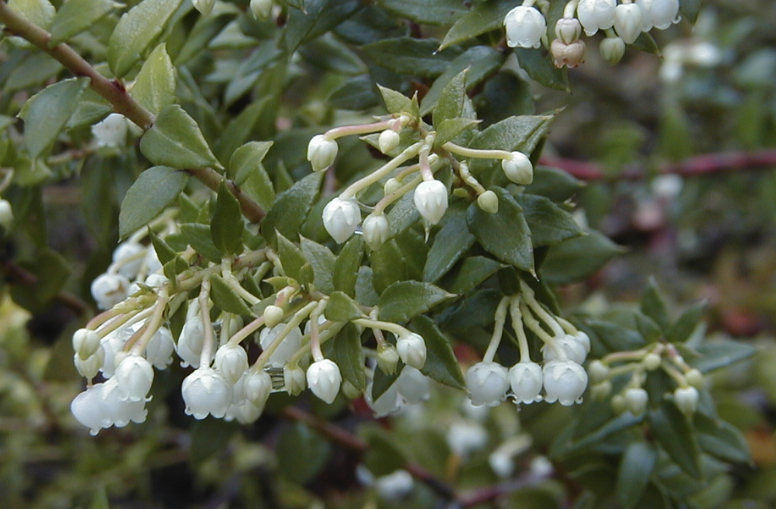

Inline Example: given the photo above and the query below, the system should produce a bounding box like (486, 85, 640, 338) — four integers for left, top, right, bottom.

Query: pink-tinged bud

(503, 5, 547, 49)
(466, 362, 510, 407)
(307, 359, 342, 404)
(551, 39, 587, 68)
(413, 180, 448, 225)
(307, 134, 338, 172)
(322, 197, 361, 243)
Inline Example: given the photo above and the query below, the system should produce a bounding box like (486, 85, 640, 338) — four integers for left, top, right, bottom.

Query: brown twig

(0, 0, 265, 223)
(540, 149, 776, 181)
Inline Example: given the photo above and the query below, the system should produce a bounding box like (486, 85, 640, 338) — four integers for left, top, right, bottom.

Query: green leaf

(262, 171, 323, 245)
(356, 266, 380, 307)
(641, 278, 670, 331)
(467, 187, 534, 273)
(362, 37, 461, 78)
(379, 281, 454, 323)
(433, 68, 468, 128)
(649, 402, 702, 479)
(694, 413, 751, 464)
(328, 322, 366, 390)
(179, 223, 223, 262)
(526, 166, 585, 203)
(228, 141, 274, 186)
(420, 46, 502, 116)
(276, 231, 311, 285)
(540, 231, 625, 285)
(19, 78, 89, 159)
(470, 113, 555, 156)
(282, 0, 362, 52)
(423, 209, 476, 282)
(666, 301, 707, 343)
(378, 0, 467, 25)
(209, 274, 254, 316)
(190, 417, 238, 463)
(410, 315, 465, 389)
(435, 118, 480, 147)
(7, 0, 55, 33)
(514, 48, 570, 91)
(333, 234, 363, 297)
(88, 486, 110, 509)
(585, 320, 647, 353)
(679, 0, 701, 23)
(49, 0, 116, 45)
(325, 291, 365, 322)
(690, 339, 756, 373)
(140, 105, 220, 169)
(210, 181, 243, 256)
(553, 410, 643, 456)
(213, 98, 276, 164)
(66, 88, 112, 130)
(107, 0, 185, 78)
(131, 43, 177, 116)
(118, 166, 188, 239)
(445, 256, 504, 294)
(300, 237, 336, 294)
(516, 194, 582, 247)
(440, 0, 514, 50)
(277, 422, 331, 483)
(377, 84, 416, 116)
(616, 442, 656, 509)
(371, 236, 425, 295)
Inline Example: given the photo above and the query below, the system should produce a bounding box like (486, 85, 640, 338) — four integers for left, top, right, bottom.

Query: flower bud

(263, 305, 284, 328)
(384, 177, 402, 196)
(377, 342, 400, 375)
(307, 134, 338, 172)
(477, 190, 499, 214)
(542, 335, 587, 364)
(466, 361, 510, 406)
(92, 113, 128, 148)
(575, 331, 591, 353)
(611, 393, 626, 414)
(284, 364, 306, 395)
(91, 273, 130, 310)
(145, 326, 175, 369)
(413, 180, 448, 225)
(363, 214, 390, 250)
(501, 152, 533, 185)
(74, 348, 105, 379)
(555, 17, 582, 44)
(250, 0, 273, 19)
(397, 332, 427, 369)
(307, 359, 342, 404)
(215, 343, 249, 385)
(73, 328, 102, 359)
(192, 0, 215, 15)
(322, 197, 361, 243)
(112, 241, 146, 279)
(590, 380, 612, 400)
(182, 368, 233, 419)
(176, 317, 206, 368)
(543, 360, 588, 406)
(396, 366, 430, 404)
(378, 129, 401, 154)
(0, 199, 13, 231)
(624, 387, 648, 415)
(503, 5, 547, 49)
(685, 368, 704, 388)
(642, 352, 662, 371)
(600, 36, 626, 65)
(508, 361, 543, 404)
(243, 370, 272, 408)
(550, 39, 586, 68)
(115, 354, 154, 402)
(674, 386, 699, 415)
(101, 378, 148, 427)
(577, 0, 616, 36)
(614, 3, 644, 44)
(144, 273, 168, 288)
(587, 360, 609, 384)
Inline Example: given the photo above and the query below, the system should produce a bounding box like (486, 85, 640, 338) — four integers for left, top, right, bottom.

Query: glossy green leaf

(213, 98, 276, 164)
(107, 0, 185, 77)
(262, 171, 323, 245)
(640, 278, 670, 331)
(666, 301, 707, 343)
(423, 208, 475, 282)
(275, 231, 311, 285)
(649, 402, 702, 479)
(210, 181, 243, 256)
(300, 237, 336, 294)
(140, 105, 219, 169)
(66, 88, 112, 130)
(228, 141, 274, 187)
(470, 113, 555, 156)
(362, 37, 460, 78)
(695, 413, 751, 464)
(49, 0, 116, 45)
(410, 315, 465, 389)
(333, 234, 363, 297)
(445, 256, 504, 294)
(119, 166, 189, 238)
(540, 231, 625, 285)
(378, 0, 467, 25)
(616, 442, 656, 509)
(179, 223, 223, 262)
(209, 274, 254, 317)
(433, 68, 467, 129)
(7, 0, 55, 32)
(19, 78, 89, 159)
(379, 281, 454, 323)
(440, 0, 514, 49)
(467, 187, 534, 273)
(325, 291, 365, 322)
(131, 43, 177, 116)
(277, 422, 331, 483)
(691, 339, 756, 373)
(514, 48, 570, 91)
(282, 0, 361, 52)
(377, 85, 417, 116)
(526, 166, 585, 203)
(329, 322, 366, 390)
(585, 320, 647, 353)
(516, 194, 582, 247)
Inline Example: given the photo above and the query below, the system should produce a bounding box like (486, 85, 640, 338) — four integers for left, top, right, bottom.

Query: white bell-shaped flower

(674, 386, 699, 415)
(260, 325, 303, 367)
(92, 113, 128, 148)
(395, 366, 430, 404)
(446, 421, 488, 457)
(576, 0, 616, 36)
(73, 328, 102, 359)
(74, 348, 105, 380)
(503, 5, 546, 49)
(182, 367, 233, 419)
(396, 332, 427, 370)
(114, 354, 154, 402)
(362, 214, 390, 250)
(574, 331, 591, 353)
(614, 3, 644, 44)
(307, 134, 338, 172)
(466, 361, 510, 407)
(228, 401, 264, 424)
(542, 334, 588, 364)
(543, 360, 588, 405)
(624, 387, 648, 415)
(71, 383, 111, 435)
(307, 359, 342, 404)
(322, 197, 361, 244)
(413, 180, 448, 225)
(101, 378, 147, 427)
(365, 381, 403, 417)
(215, 343, 249, 385)
(508, 361, 543, 404)
(91, 273, 130, 310)
(112, 241, 146, 279)
(176, 317, 208, 368)
(643, 0, 679, 30)
(378, 129, 401, 154)
(145, 326, 175, 369)
(501, 152, 533, 185)
(284, 364, 306, 395)
(0, 199, 13, 231)
(243, 370, 272, 408)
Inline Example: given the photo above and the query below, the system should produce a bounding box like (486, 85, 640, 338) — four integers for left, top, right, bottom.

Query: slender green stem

(198, 278, 214, 367)
(340, 142, 423, 200)
(325, 119, 396, 139)
(509, 296, 532, 362)
(129, 287, 169, 355)
(373, 174, 422, 215)
(253, 301, 317, 370)
(442, 142, 512, 161)
(483, 297, 510, 362)
(352, 318, 410, 337)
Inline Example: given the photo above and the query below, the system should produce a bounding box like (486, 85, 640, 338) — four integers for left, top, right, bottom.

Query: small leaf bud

(307, 134, 338, 172)
(413, 180, 448, 225)
(378, 129, 401, 154)
(501, 152, 533, 185)
(477, 190, 499, 214)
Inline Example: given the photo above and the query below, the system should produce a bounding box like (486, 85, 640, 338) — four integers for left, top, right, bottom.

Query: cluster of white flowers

(90, 239, 164, 310)
(504, 0, 682, 67)
(465, 282, 590, 408)
(308, 118, 535, 247)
